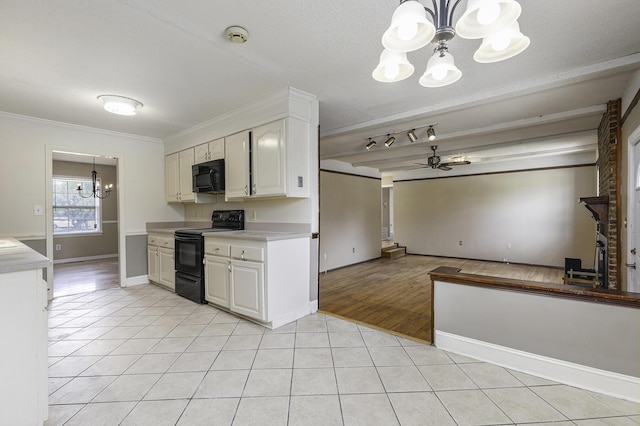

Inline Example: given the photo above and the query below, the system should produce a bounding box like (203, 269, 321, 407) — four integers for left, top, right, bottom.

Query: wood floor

(319, 254, 564, 343)
(53, 258, 120, 297)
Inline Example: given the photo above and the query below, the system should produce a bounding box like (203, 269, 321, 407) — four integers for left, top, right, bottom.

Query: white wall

(0, 112, 184, 286)
(319, 171, 381, 271)
(394, 166, 597, 268)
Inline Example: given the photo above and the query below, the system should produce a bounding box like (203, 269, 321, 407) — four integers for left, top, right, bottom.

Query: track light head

(407, 129, 418, 143)
(427, 126, 436, 141)
(384, 135, 396, 147)
(365, 139, 377, 150)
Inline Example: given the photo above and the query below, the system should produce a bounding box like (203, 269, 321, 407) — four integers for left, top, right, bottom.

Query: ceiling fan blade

(413, 163, 429, 166)
(438, 165, 452, 171)
(440, 160, 471, 167)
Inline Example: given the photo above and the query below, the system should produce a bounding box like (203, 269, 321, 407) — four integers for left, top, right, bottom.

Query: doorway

(49, 151, 120, 298)
(627, 125, 640, 293)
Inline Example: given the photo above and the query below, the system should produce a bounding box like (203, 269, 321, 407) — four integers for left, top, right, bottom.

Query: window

(52, 177, 101, 234)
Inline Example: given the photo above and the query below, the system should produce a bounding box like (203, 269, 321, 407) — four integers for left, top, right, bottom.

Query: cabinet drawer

(205, 240, 230, 256)
(148, 235, 175, 249)
(231, 245, 264, 262)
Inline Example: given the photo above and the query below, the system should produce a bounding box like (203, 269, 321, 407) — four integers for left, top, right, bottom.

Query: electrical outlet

(55, 244, 61, 251)
(459, 240, 462, 246)
(323, 253, 327, 260)
(507, 242, 512, 249)
(352, 247, 356, 253)
(297, 176, 303, 187)
(251, 210, 257, 221)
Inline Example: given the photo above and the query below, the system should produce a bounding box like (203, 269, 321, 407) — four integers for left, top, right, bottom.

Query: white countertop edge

(0, 238, 51, 274)
(202, 230, 310, 241)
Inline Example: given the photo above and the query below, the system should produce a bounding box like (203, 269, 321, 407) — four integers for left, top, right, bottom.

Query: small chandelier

(77, 158, 112, 199)
(373, 0, 530, 87)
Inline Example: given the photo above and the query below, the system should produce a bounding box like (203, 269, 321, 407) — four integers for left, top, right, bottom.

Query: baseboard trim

(53, 254, 117, 264)
(435, 330, 639, 403)
(125, 275, 149, 287)
(308, 300, 318, 314)
(270, 306, 313, 329)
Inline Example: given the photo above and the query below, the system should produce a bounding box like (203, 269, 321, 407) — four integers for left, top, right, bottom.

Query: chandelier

(373, 0, 529, 87)
(76, 158, 113, 199)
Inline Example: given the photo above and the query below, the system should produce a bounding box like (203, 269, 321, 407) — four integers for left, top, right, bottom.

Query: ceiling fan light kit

(373, 0, 529, 87)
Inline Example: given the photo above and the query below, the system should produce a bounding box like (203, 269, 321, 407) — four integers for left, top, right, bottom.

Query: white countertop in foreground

(202, 230, 310, 241)
(0, 238, 50, 274)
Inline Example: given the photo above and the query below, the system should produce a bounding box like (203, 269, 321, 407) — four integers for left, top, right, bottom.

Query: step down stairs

(381, 243, 406, 259)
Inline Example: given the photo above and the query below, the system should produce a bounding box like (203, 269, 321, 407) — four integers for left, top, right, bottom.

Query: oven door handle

(175, 235, 201, 244)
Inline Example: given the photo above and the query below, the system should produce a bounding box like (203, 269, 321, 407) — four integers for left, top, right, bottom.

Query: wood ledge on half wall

(429, 266, 640, 309)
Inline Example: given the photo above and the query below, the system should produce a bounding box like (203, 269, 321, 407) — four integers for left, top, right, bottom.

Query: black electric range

(174, 210, 244, 303)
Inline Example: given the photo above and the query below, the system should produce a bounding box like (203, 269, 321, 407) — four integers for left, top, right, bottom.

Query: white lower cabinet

(204, 254, 230, 308)
(230, 259, 265, 321)
(204, 235, 310, 328)
(147, 233, 175, 290)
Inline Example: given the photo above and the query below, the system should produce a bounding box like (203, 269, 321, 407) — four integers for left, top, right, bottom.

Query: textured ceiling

(1, 1, 640, 172)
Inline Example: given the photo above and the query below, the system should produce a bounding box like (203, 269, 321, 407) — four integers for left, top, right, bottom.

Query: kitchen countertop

(203, 230, 310, 241)
(0, 238, 51, 274)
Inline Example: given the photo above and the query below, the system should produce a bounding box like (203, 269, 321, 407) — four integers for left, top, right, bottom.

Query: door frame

(626, 124, 640, 292)
(46, 146, 125, 300)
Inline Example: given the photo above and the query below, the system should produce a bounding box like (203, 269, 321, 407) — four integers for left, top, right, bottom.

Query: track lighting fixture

(373, 0, 529, 87)
(366, 139, 377, 150)
(427, 126, 436, 141)
(384, 135, 396, 147)
(407, 129, 418, 143)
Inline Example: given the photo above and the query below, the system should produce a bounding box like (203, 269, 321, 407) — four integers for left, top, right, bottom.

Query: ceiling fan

(414, 145, 471, 171)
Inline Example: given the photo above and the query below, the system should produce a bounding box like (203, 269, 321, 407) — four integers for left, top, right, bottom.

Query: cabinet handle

(244, 185, 248, 195)
(252, 183, 256, 195)
(203, 258, 206, 265)
(228, 263, 232, 272)
(241, 250, 245, 260)
(214, 247, 220, 251)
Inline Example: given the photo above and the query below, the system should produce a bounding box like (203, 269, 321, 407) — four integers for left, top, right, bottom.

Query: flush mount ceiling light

(407, 129, 418, 143)
(97, 95, 143, 116)
(226, 26, 249, 44)
(373, 0, 529, 87)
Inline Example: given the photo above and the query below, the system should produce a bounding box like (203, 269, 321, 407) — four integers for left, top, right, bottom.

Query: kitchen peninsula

(0, 238, 50, 424)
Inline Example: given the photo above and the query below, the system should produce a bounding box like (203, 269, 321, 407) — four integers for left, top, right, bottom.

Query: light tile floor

(46, 284, 639, 426)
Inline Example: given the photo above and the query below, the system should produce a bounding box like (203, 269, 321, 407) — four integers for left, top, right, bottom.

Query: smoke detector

(226, 26, 249, 44)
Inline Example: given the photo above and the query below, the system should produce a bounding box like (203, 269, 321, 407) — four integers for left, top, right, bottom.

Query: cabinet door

(165, 153, 179, 202)
(178, 149, 195, 202)
(230, 260, 265, 321)
(252, 120, 286, 197)
(225, 130, 250, 199)
(158, 248, 175, 290)
(204, 255, 230, 308)
(209, 138, 225, 160)
(194, 143, 210, 164)
(147, 246, 159, 283)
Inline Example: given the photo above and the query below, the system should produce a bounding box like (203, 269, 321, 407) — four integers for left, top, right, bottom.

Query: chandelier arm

(425, 4, 436, 25)
(447, 0, 464, 27)
(429, 0, 439, 27)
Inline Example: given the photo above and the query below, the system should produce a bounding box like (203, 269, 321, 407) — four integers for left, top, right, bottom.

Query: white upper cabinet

(195, 138, 225, 164)
(165, 148, 216, 203)
(225, 130, 250, 199)
(225, 118, 310, 201)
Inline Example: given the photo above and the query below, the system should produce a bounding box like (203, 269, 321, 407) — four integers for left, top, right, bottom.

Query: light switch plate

(33, 205, 43, 216)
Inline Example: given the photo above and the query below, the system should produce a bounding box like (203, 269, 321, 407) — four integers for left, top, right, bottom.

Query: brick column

(596, 99, 621, 290)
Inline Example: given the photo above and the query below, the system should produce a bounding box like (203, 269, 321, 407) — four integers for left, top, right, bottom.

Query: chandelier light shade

(374, 0, 528, 87)
(97, 95, 143, 116)
(382, 1, 435, 52)
(419, 46, 462, 87)
(372, 49, 415, 82)
(455, 0, 522, 39)
(473, 21, 530, 63)
(77, 158, 112, 199)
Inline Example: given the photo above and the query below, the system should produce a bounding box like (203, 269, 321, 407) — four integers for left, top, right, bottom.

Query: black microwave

(192, 159, 225, 193)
